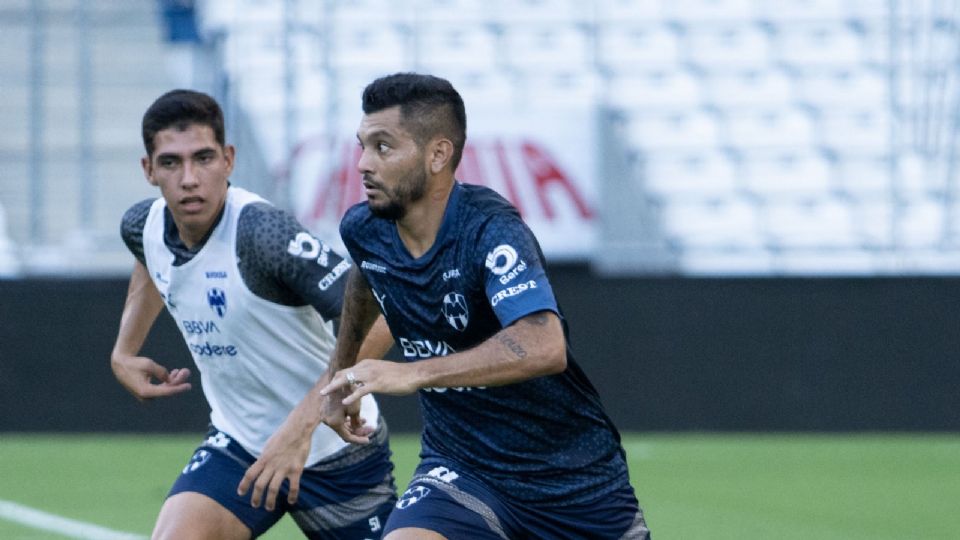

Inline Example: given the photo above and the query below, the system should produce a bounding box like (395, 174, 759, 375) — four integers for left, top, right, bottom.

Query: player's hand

(321, 386, 374, 445)
(110, 354, 191, 401)
(321, 359, 418, 407)
(237, 418, 312, 511)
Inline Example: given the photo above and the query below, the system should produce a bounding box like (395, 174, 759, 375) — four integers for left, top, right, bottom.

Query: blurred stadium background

(2, 0, 960, 538)
(6, 0, 960, 276)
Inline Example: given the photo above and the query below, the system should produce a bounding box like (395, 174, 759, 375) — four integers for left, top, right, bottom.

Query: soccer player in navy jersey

(111, 89, 397, 539)
(253, 74, 651, 539)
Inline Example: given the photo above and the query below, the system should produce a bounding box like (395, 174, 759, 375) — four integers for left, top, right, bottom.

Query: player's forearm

(410, 311, 567, 390)
(329, 267, 381, 371)
(356, 315, 394, 361)
(111, 262, 164, 360)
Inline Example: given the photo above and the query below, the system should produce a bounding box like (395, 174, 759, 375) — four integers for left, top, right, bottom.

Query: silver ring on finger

(346, 371, 364, 387)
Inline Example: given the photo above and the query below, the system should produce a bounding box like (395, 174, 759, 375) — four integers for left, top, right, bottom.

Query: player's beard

(367, 166, 428, 221)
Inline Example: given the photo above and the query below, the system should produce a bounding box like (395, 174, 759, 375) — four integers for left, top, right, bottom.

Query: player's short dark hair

(362, 72, 467, 170)
(141, 89, 225, 157)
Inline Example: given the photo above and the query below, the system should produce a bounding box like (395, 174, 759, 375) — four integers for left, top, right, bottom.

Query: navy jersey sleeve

(119, 198, 155, 266)
(477, 213, 558, 327)
(237, 203, 351, 321)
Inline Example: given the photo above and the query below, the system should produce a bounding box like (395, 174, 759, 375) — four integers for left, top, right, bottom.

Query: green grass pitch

(1, 433, 958, 539)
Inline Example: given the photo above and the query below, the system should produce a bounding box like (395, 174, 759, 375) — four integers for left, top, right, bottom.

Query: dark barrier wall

(2, 266, 959, 433)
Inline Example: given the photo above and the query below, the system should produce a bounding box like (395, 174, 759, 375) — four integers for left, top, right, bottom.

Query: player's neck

(396, 179, 454, 259)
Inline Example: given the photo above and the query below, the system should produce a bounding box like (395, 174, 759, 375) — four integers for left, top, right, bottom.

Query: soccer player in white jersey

(244, 73, 651, 539)
(111, 89, 397, 539)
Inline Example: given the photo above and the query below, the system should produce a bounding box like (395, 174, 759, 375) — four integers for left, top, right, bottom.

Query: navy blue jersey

(341, 182, 630, 506)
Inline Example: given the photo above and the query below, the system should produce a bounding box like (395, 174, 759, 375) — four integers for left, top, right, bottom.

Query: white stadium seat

(415, 26, 499, 71)
(794, 67, 889, 110)
(701, 69, 795, 109)
(683, 24, 774, 70)
(817, 109, 892, 154)
(722, 108, 817, 150)
(626, 109, 722, 151)
(754, 0, 845, 23)
(833, 153, 892, 198)
(641, 150, 738, 197)
(739, 151, 834, 198)
(761, 197, 858, 248)
(515, 70, 601, 106)
(774, 23, 866, 69)
(661, 0, 757, 23)
(330, 23, 409, 70)
(596, 0, 663, 23)
(486, 0, 588, 24)
(660, 197, 764, 249)
(597, 23, 682, 72)
(606, 69, 703, 111)
(500, 24, 591, 71)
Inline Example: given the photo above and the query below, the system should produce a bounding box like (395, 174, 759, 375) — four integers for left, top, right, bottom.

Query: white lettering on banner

(490, 280, 538, 307)
(318, 259, 350, 291)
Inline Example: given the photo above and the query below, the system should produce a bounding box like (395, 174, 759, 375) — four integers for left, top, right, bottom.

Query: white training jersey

(141, 186, 378, 465)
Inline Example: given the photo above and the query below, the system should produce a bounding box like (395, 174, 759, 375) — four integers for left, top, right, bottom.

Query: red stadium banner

(286, 108, 599, 260)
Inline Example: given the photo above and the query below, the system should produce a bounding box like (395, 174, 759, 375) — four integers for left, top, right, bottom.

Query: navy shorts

(383, 461, 650, 540)
(168, 424, 397, 539)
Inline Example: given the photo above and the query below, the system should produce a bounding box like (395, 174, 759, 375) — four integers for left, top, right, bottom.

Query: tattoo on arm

(497, 333, 528, 360)
(331, 268, 380, 370)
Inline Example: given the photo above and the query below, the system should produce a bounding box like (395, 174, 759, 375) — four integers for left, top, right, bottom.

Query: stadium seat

(897, 195, 947, 248)
(332, 0, 403, 24)
(515, 69, 600, 106)
(500, 24, 591, 71)
(442, 70, 517, 108)
(597, 22, 681, 72)
(330, 22, 409, 70)
(817, 109, 892, 154)
(701, 69, 795, 109)
(641, 150, 738, 198)
(660, 0, 757, 24)
(626, 109, 722, 151)
(754, 0, 845, 23)
(415, 26, 499, 71)
(683, 24, 774, 70)
(605, 69, 703, 111)
(774, 22, 865, 69)
(794, 67, 888, 110)
(659, 196, 764, 249)
(721, 107, 817, 150)
(762, 197, 858, 248)
(409, 0, 490, 23)
(486, 0, 588, 24)
(739, 151, 834, 198)
(596, 0, 663, 23)
(833, 153, 892, 198)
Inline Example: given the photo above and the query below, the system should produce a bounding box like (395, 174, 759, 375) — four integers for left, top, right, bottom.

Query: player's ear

(223, 144, 236, 174)
(141, 155, 158, 186)
(428, 137, 454, 174)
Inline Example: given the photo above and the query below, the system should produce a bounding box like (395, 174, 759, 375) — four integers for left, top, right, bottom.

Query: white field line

(0, 499, 146, 540)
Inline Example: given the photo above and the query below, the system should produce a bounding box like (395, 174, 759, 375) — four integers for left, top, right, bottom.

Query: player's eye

(377, 142, 389, 153)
